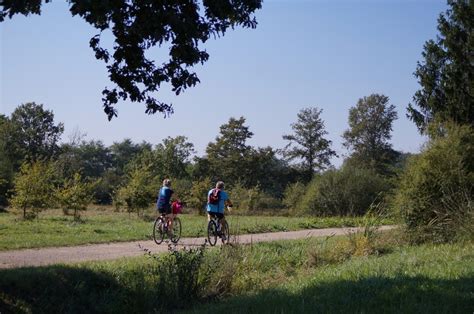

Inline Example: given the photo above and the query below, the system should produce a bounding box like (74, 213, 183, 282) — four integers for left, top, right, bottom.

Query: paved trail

(0, 226, 394, 269)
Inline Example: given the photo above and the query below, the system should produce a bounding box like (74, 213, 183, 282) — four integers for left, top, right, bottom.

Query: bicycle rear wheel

(207, 220, 218, 246)
(221, 220, 230, 244)
(170, 217, 182, 243)
(153, 217, 165, 245)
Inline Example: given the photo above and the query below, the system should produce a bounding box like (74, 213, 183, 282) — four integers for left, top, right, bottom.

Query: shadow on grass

(189, 275, 474, 314)
(0, 265, 161, 314)
(1, 266, 473, 314)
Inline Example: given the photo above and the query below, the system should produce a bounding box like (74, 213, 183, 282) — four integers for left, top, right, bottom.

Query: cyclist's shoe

(221, 234, 227, 241)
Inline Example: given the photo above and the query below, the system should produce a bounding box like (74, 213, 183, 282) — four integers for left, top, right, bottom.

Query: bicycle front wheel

(153, 217, 165, 245)
(207, 220, 218, 246)
(170, 217, 182, 243)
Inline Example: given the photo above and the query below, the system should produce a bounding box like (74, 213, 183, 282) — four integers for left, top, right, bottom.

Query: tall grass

(188, 241, 474, 313)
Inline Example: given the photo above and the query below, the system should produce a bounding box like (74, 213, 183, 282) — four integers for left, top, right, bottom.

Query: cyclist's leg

(207, 210, 217, 222)
(216, 212, 225, 231)
(164, 204, 173, 233)
(208, 211, 218, 222)
(157, 206, 166, 220)
(218, 213, 227, 240)
(167, 213, 175, 230)
(217, 212, 225, 224)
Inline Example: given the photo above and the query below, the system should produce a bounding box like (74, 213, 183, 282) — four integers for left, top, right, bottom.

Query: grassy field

(0, 230, 472, 313)
(188, 240, 474, 313)
(0, 207, 394, 251)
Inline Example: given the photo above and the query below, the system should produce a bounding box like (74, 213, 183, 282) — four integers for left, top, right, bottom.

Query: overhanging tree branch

(0, 0, 263, 120)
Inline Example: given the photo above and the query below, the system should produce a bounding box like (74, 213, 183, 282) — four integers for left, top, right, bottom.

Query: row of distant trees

(0, 91, 405, 216)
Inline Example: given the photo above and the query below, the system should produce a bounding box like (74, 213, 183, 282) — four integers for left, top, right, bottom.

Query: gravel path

(0, 226, 395, 269)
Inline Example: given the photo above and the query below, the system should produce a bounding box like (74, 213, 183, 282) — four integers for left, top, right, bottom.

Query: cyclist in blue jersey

(206, 181, 232, 238)
(156, 178, 175, 233)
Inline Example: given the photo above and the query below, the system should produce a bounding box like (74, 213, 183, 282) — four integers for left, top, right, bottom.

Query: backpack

(208, 188, 221, 205)
(172, 200, 183, 214)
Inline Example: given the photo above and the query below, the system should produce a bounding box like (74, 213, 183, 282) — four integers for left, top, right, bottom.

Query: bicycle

(207, 213, 230, 246)
(153, 213, 181, 244)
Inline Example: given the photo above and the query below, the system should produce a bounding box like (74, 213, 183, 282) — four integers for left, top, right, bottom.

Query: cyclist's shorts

(158, 203, 172, 215)
(208, 211, 224, 219)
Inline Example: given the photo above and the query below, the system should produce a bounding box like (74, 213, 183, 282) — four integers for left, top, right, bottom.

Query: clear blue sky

(1, 0, 447, 166)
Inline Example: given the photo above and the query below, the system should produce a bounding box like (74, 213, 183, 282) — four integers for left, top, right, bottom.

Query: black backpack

(208, 188, 221, 205)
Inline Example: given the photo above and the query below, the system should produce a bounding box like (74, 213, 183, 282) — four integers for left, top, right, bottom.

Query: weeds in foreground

(140, 243, 208, 310)
(307, 208, 402, 266)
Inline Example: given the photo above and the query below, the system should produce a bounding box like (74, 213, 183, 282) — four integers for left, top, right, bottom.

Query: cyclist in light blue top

(206, 181, 232, 235)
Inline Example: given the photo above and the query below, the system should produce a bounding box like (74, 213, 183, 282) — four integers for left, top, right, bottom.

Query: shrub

(297, 165, 390, 216)
(56, 173, 93, 220)
(282, 181, 306, 215)
(10, 160, 55, 219)
(395, 124, 474, 243)
(202, 245, 246, 298)
(187, 177, 212, 214)
(115, 167, 154, 216)
(144, 244, 208, 310)
(255, 193, 284, 211)
(228, 184, 282, 213)
(227, 183, 251, 211)
(227, 182, 248, 211)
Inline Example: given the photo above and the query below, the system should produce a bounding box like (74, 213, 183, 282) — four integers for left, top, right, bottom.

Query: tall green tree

(110, 139, 152, 176)
(0, 115, 14, 207)
(190, 156, 212, 182)
(156, 136, 195, 179)
(56, 139, 113, 204)
(9, 102, 64, 163)
(247, 146, 298, 197)
(74, 140, 112, 179)
(206, 117, 254, 185)
(407, 0, 474, 133)
(0, 1, 262, 119)
(342, 94, 398, 174)
(282, 107, 336, 181)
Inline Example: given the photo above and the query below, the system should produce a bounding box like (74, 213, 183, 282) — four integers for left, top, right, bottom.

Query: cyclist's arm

(168, 189, 177, 203)
(225, 199, 233, 212)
